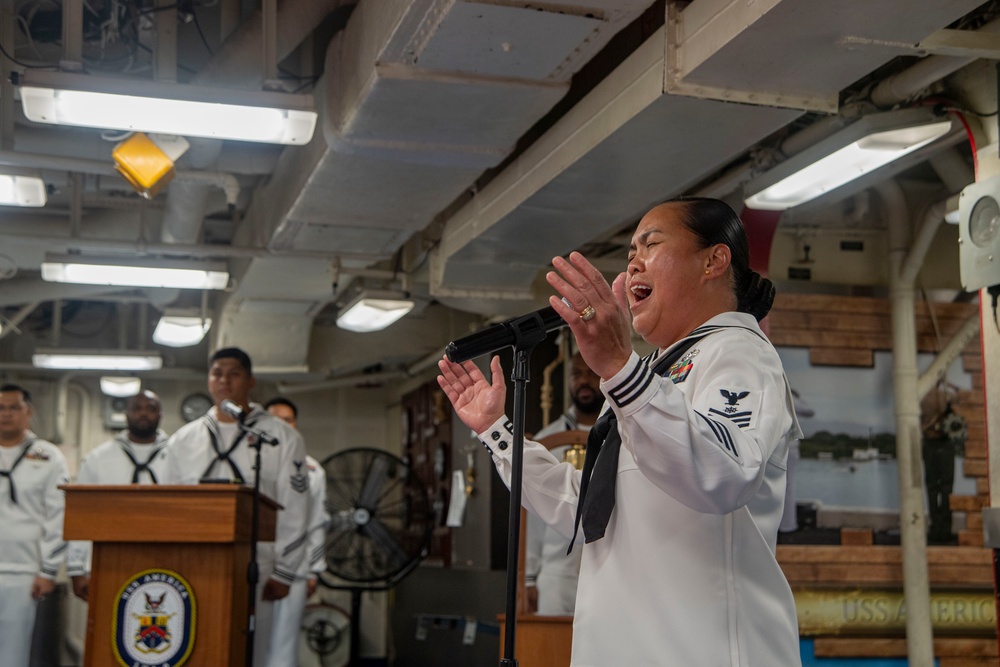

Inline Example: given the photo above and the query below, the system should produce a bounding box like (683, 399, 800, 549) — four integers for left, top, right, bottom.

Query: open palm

(437, 356, 507, 434)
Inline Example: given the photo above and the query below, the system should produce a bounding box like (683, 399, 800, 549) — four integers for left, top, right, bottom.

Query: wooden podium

(63, 484, 279, 667)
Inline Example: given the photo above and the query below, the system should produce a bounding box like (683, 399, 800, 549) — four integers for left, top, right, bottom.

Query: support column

(878, 181, 935, 667)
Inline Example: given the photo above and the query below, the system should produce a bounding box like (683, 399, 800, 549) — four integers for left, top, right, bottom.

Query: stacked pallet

(769, 294, 994, 665)
(778, 545, 996, 667)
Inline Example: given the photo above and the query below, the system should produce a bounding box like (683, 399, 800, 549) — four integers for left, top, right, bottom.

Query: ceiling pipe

(928, 148, 975, 194)
(276, 346, 446, 394)
(53, 373, 84, 445)
(161, 0, 352, 284)
(276, 370, 408, 395)
(707, 16, 996, 204)
(0, 231, 385, 262)
(0, 150, 117, 177)
(0, 361, 203, 377)
(869, 16, 1000, 108)
(161, 139, 225, 245)
(0, 283, 126, 309)
(917, 313, 980, 399)
(0, 150, 241, 200)
(900, 199, 948, 286)
(191, 0, 351, 90)
(11, 125, 280, 176)
(0, 301, 41, 340)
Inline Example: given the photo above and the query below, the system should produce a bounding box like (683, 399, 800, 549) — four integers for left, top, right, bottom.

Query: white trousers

(265, 577, 309, 667)
(0, 572, 39, 667)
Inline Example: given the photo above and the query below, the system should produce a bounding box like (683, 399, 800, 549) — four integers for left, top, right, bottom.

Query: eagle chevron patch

(703, 385, 763, 430)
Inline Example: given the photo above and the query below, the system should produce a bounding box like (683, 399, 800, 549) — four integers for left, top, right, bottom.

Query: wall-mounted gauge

(180, 393, 213, 423)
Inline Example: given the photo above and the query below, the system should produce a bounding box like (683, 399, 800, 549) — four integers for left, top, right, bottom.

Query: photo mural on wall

(776, 348, 977, 516)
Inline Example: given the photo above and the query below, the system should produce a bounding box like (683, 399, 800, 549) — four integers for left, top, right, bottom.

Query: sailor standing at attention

(67, 390, 171, 600)
(0, 383, 70, 667)
(163, 348, 309, 666)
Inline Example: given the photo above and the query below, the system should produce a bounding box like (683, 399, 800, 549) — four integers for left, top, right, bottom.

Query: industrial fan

(307, 447, 433, 666)
(298, 603, 351, 667)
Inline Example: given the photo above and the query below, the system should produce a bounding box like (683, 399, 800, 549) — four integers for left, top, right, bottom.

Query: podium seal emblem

(112, 568, 196, 667)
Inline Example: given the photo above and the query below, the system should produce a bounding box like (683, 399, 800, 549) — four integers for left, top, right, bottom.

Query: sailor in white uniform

(0, 384, 70, 667)
(67, 390, 170, 599)
(525, 352, 602, 616)
(439, 199, 802, 666)
(264, 398, 330, 667)
(163, 348, 309, 667)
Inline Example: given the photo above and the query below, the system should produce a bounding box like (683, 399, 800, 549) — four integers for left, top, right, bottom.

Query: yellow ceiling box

(112, 132, 189, 199)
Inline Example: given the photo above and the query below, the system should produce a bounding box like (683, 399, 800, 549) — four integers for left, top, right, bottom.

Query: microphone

(445, 302, 569, 363)
(220, 399, 245, 422)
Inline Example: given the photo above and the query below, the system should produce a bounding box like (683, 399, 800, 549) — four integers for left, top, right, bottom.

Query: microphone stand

(232, 416, 280, 667)
(499, 322, 550, 667)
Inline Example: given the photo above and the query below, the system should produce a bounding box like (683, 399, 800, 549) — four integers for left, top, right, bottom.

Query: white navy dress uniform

(0, 432, 70, 667)
(163, 404, 310, 666)
(267, 454, 330, 667)
(66, 429, 171, 577)
(525, 407, 590, 616)
(477, 312, 802, 666)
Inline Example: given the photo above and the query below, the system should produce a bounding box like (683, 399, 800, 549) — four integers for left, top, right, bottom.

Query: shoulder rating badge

(290, 460, 309, 493)
(113, 568, 196, 667)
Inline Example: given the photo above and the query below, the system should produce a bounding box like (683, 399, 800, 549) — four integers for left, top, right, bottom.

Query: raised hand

(437, 355, 507, 434)
(546, 251, 633, 380)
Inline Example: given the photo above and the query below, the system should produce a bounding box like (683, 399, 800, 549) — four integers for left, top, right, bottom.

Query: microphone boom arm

(234, 420, 280, 447)
(446, 304, 568, 364)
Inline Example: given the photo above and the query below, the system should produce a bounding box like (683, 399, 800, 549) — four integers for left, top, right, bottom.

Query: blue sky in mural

(776, 348, 972, 438)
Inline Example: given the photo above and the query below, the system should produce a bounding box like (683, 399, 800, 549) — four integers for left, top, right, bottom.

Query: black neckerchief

(116, 434, 167, 484)
(0, 437, 35, 504)
(568, 334, 709, 551)
(200, 408, 264, 483)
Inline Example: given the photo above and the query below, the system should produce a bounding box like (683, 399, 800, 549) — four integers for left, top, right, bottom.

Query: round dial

(969, 196, 1000, 248)
(180, 393, 213, 423)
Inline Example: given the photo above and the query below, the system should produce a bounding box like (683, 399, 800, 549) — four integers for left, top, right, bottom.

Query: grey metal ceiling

(0, 0, 992, 377)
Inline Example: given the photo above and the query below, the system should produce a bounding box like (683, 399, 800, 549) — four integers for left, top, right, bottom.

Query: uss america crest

(112, 568, 196, 667)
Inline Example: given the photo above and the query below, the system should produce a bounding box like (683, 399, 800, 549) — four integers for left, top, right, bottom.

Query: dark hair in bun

(669, 197, 775, 322)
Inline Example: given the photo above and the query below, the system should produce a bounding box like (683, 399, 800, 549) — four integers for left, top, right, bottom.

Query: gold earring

(704, 269, 710, 275)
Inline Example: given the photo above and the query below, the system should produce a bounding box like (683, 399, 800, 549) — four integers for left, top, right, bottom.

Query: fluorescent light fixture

(0, 173, 46, 207)
(153, 315, 212, 347)
(745, 109, 953, 211)
(42, 255, 229, 290)
(33, 349, 162, 371)
(18, 71, 317, 145)
(100, 376, 142, 397)
(336, 290, 414, 333)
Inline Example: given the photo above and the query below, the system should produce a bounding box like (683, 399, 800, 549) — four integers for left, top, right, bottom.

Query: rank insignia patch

(704, 385, 762, 430)
(113, 568, 196, 667)
(290, 460, 308, 493)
